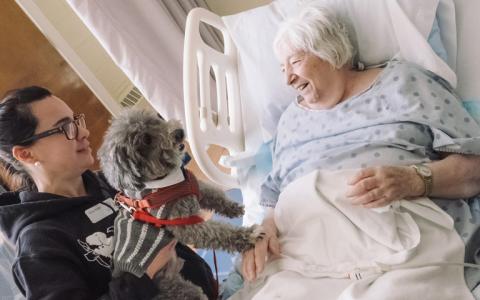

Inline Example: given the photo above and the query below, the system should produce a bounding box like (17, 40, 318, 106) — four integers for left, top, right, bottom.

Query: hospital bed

(182, 0, 480, 297)
(184, 0, 479, 224)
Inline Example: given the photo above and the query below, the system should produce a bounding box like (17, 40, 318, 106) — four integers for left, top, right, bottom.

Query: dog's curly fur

(98, 109, 264, 299)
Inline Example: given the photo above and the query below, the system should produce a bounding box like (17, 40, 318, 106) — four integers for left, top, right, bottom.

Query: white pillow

(454, 0, 480, 101)
(222, 0, 456, 139)
(222, 1, 297, 138)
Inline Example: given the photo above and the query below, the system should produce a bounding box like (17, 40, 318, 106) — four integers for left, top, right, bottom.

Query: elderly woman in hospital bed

(233, 5, 480, 300)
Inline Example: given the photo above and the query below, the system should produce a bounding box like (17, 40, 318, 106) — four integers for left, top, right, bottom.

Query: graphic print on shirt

(77, 226, 114, 268)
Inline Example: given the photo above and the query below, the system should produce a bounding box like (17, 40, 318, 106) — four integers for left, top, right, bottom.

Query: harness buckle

(118, 201, 135, 215)
(114, 193, 136, 215)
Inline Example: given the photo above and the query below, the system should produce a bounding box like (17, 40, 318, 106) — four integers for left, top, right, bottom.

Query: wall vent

(120, 86, 144, 107)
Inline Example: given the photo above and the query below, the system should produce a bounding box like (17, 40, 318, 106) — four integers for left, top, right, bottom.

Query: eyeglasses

(18, 114, 86, 145)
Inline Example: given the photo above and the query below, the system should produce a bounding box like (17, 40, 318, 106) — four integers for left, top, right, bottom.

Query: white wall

(17, 0, 158, 115)
(206, 0, 271, 16)
(35, 0, 131, 102)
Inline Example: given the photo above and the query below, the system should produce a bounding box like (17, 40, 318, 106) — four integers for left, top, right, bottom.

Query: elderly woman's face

(279, 48, 340, 109)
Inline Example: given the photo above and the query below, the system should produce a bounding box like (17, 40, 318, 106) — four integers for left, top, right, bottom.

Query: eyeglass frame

(17, 114, 86, 145)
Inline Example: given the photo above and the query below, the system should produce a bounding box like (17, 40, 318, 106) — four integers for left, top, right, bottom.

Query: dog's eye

(143, 134, 152, 145)
(173, 129, 184, 142)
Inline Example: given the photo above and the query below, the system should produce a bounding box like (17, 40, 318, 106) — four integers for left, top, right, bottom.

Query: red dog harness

(114, 169, 204, 227)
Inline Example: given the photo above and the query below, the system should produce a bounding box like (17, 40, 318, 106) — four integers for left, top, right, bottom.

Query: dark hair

(0, 86, 52, 191)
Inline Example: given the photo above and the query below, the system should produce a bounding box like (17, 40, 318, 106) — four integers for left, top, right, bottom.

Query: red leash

(213, 249, 219, 300)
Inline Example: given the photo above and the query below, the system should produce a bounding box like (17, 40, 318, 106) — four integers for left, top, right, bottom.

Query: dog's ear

(105, 143, 146, 191)
(121, 144, 146, 190)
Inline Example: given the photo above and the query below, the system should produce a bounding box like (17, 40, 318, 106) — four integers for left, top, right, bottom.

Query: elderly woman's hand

(241, 217, 280, 281)
(346, 166, 425, 208)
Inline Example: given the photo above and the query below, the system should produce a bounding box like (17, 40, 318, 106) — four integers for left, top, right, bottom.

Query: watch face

(418, 166, 432, 177)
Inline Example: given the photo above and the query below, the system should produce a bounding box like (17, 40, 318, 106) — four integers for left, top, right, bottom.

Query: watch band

(411, 164, 433, 197)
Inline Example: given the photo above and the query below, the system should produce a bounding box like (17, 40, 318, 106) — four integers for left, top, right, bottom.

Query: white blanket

(230, 169, 473, 300)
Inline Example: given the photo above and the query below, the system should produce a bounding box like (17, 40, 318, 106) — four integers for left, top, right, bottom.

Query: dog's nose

(173, 129, 185, 142)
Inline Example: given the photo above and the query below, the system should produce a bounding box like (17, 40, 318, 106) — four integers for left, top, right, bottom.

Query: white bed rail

(184, 8, 245, 188)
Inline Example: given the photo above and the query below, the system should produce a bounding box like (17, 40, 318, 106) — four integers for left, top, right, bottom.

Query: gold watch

(411, 164, 433, 197)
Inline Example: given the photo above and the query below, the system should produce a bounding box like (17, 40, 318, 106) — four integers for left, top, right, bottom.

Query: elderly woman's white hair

(273, 5, 354, 69)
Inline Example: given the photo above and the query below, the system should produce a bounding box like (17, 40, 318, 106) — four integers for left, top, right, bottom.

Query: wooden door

(0, 0, 110, 171)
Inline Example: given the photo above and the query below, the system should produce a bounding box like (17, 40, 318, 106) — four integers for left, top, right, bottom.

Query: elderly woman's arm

(428, 154, 480, 198)
(346, 154, 480, 208)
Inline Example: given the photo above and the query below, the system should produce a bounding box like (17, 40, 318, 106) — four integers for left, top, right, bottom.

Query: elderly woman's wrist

(408, 166, 427, 197)
(262, 217, 277, 236)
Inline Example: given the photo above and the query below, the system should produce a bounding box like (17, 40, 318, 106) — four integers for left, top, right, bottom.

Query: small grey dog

(98, 109, 264, 299)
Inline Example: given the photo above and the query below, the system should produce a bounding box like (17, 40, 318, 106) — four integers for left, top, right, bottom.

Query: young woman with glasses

(0, 86, 216, 299)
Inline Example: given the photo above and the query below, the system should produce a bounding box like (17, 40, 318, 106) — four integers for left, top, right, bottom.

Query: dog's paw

(241, 225, 266, 252)
(251, 224, 267, 242)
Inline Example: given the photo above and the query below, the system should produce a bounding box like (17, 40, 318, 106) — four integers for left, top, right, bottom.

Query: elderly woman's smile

(278, 49, 353, 110)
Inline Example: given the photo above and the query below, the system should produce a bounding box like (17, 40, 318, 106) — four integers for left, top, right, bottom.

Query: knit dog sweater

(112, 169, 200, 278)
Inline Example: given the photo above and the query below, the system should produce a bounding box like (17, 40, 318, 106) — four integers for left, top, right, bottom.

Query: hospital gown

(262, 59, 480, 206)
(260, 61, 480, 280)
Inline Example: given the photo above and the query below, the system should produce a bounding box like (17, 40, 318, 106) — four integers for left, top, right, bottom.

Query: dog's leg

(167, 220, 265, 253)
(198, 181, 244, 218)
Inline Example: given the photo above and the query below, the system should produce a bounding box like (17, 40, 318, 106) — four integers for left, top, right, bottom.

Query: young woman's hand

(241, 217, 280, 281)
(146, 240, 177, 279)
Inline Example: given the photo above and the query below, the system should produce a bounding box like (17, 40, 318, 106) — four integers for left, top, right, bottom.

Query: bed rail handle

(184, 8, 245, 188)
(219, 152, 256, 169)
